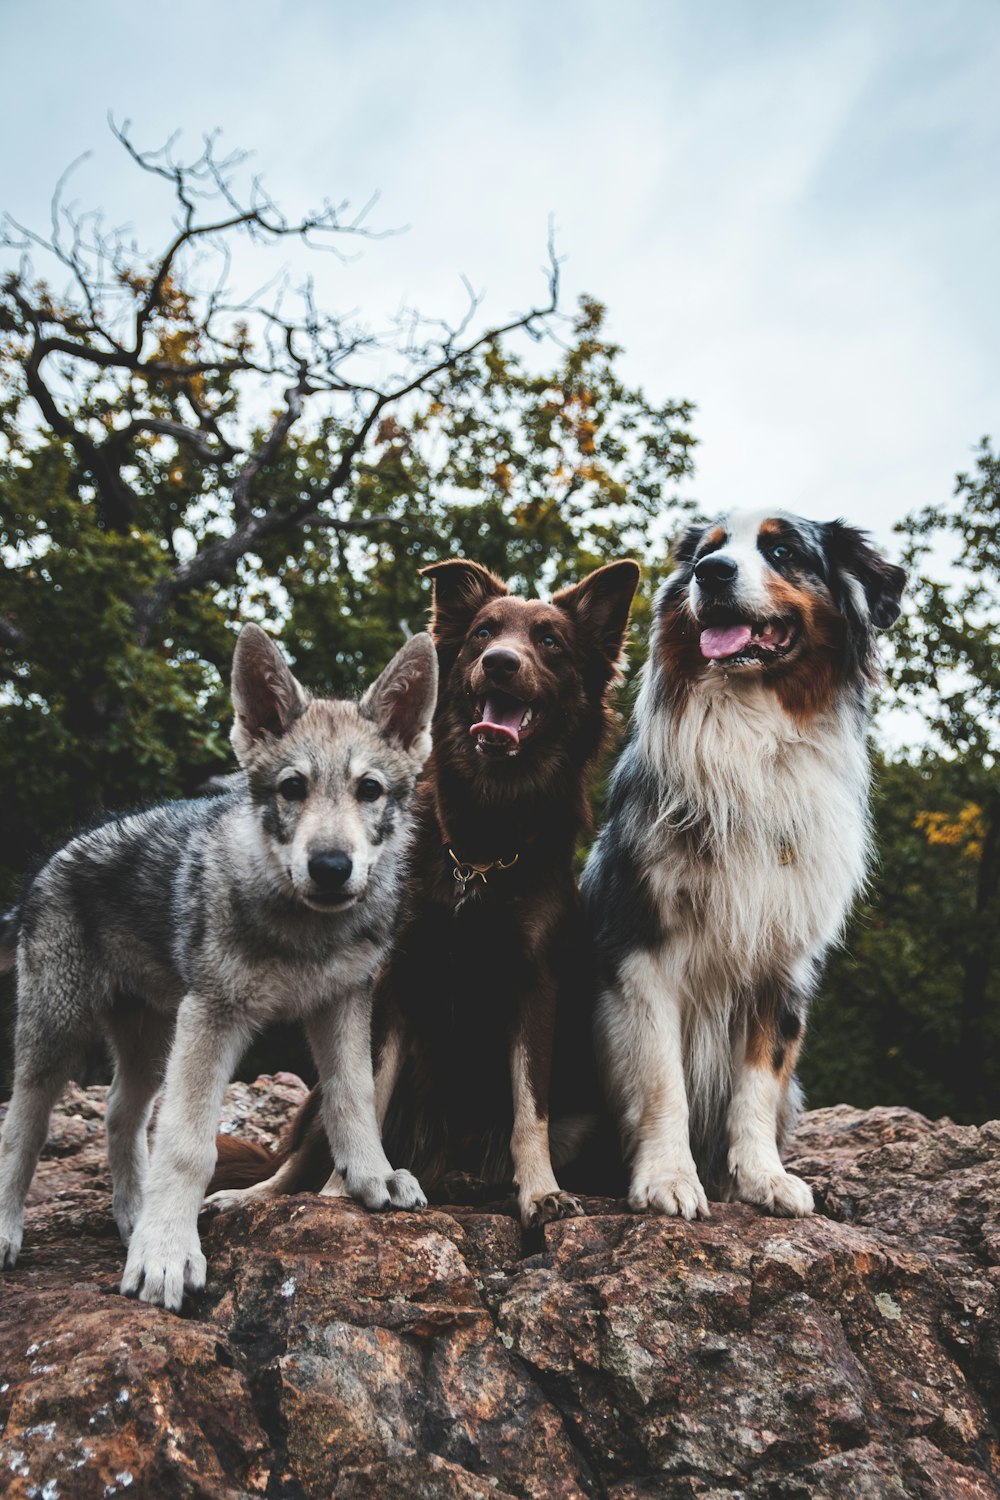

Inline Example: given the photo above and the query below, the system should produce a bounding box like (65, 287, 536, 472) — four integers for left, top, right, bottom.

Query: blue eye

(475, 626, 491, 640)
(770, 544, 793, 562)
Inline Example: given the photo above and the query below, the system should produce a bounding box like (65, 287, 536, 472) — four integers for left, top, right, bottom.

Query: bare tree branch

(2, 121, 561, 642)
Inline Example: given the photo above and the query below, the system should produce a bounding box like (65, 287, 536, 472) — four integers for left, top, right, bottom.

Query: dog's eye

(357, 778, 384, 803)
(541, 633, 561, 650)
(278, 777, 308, 802)
(770, 543, 794, 563)
(474, 626, 491, 640)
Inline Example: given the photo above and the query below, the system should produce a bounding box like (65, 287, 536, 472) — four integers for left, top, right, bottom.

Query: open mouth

(699, 614, 800, 665)
(470, 691, 541, 756)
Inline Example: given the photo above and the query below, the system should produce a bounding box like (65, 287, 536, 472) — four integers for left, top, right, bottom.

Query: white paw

(731, 1161, 814, 1217)
(121, 1221, 207, 1311)
(520, 1188, 585, 1228)
(344, 1166, 427, 1211)
(204, 1185, 261, 1213)
(0, 1212, 24, 1270)
(630, 1160, 710, 1220)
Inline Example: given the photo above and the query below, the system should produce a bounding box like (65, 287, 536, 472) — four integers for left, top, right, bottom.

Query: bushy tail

(0, 905, 20, 975)
(208, 1135, 285, 1193)
(208, 1087, 326, 1195)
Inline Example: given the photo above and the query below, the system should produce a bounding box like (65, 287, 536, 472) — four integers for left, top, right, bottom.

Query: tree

(0, 127, 697, 1086)
(888, 439, 1000, 1118)
(806, 440, 1000, 1122)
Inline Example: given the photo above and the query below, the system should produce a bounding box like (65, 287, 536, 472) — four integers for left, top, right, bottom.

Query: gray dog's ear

(360, 632, 438, 762)
(230, 624, 309, 761)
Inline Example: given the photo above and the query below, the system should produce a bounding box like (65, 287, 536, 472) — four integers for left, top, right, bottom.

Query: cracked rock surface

(2, 1081, 1000, 1498)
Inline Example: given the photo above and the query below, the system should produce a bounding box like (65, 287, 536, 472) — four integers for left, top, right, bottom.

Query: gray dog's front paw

(0, 1211, 24, 1270)
(121, 1220, 206, 1311)
(346, 1167, 427, 1211)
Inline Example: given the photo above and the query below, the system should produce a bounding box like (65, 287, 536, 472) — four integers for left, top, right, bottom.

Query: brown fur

(208, 558, 640, 1220)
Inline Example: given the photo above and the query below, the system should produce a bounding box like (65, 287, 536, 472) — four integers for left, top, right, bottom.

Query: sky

(1, 0, 998, 558)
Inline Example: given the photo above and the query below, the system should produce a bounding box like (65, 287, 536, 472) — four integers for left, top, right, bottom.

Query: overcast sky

(2, 0, 998, 556)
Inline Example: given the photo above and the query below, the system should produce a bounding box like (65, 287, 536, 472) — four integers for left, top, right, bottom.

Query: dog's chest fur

(634, 675, 870, 994)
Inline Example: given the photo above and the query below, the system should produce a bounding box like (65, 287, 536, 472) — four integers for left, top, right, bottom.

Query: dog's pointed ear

(824, 522, 907, 630)
(360, 632, 438, 761)
(553, 560, 641, 670)
(231, 625, 309, 761)
(419, 560, 509, 646)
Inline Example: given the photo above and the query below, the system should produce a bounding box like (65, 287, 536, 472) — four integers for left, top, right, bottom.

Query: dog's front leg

(597, 952, 709, 1219)
(121, 995, 247, 1311)
(510, 1020, 584, 1228)
(727, 1005, 813, 1217)
(305, 997, 426, 1211)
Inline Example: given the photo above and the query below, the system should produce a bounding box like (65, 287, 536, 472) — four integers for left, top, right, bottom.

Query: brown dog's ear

(553, 560, 641, 669)
(230, 624, 309, 761)
(419, 559, 509, 645)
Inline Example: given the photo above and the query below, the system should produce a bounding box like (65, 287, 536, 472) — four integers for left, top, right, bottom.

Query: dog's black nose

(694, 555, 738, 589)
(308, 850, 353, 891)
(482, 647, 520, 681)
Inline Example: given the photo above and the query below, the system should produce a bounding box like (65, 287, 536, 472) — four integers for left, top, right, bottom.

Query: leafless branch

(2, 121, 561, 644)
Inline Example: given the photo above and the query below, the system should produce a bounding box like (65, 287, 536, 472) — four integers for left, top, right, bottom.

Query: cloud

(2, 0, 998, 559)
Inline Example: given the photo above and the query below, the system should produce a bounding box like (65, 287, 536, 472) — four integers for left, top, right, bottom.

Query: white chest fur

(636, 673, 870, 999)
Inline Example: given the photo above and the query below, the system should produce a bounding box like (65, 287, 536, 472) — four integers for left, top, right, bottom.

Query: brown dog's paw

(523, 1189, 585, 1227)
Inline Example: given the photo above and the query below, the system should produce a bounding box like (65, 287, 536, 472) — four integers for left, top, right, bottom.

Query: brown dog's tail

(208, 1135, 286, 1194)
(207, 1087, 330, 1197)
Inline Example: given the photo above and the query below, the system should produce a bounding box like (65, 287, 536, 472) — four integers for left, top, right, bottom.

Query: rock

(1, 1083, 999, 1498)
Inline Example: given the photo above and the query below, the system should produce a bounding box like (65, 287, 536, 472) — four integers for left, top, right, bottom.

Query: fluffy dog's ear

(824, 522, 907, 630)
(361, 632, 438, 761)
(554, 560, 641, 670)
(230, 624, 309, 760)
(419, 560, 509, 646)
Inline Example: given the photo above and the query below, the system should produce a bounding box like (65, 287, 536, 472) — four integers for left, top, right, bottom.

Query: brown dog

(209, 557, 640, 1225)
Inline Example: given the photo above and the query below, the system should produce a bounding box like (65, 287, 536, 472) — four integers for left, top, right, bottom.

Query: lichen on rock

(2, 1082, 999, 1498)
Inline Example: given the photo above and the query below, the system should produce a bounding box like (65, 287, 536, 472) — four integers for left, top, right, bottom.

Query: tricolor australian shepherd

(210, 556, 640, 1225)
(580, 511, 905, 1218)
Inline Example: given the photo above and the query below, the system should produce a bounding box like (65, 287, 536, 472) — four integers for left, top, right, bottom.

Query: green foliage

(0, 295, 696, 893)
(891, 437, 999, 767)
(808, 444, 1000, 1122)
(803, 754, 998, 1121)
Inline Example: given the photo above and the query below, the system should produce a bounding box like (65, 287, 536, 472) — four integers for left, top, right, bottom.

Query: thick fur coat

(581, 511, 906, 1217)
(209, 557, 640, 1225)
(0, 627, 437, 1306)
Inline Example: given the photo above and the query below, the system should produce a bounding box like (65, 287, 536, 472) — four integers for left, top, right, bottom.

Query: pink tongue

(700, 624, 753, 660)
(470, 697, 523, 745)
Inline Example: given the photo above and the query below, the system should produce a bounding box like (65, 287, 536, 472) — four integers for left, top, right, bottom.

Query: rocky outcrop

(2, 1080, 999, 1498)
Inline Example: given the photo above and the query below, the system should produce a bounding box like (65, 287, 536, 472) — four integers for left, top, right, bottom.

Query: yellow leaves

(491, 462, 512, 496)
(376, 416, 408, 448)
(914, 804, 986, 860)
(118, 267, 152, 295)
(576, 420, 597, 455)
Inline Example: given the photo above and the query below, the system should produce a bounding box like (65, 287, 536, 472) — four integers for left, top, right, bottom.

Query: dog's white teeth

(520, 706, 533, 728)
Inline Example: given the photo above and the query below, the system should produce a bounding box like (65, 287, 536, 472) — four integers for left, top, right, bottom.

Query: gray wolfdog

(0, 624, 437, 1309)
(582, 510, 905, 1220)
